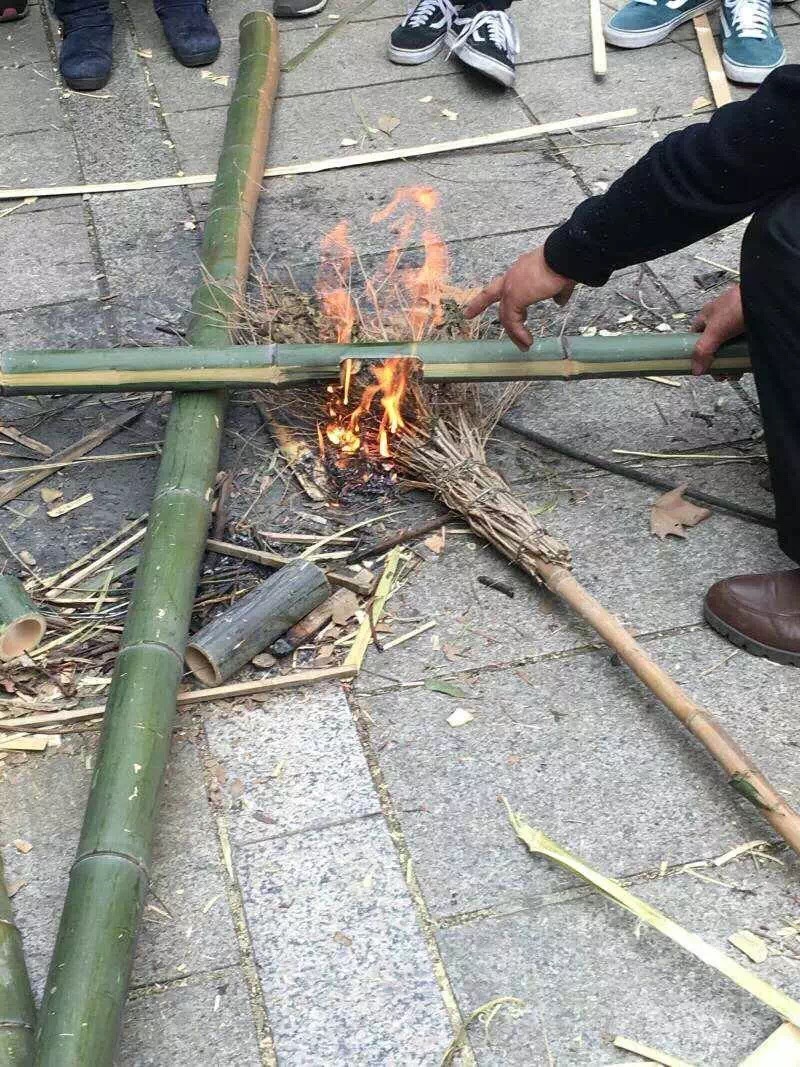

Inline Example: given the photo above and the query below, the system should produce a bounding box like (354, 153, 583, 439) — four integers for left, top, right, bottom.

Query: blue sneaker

(605, 0, 719, 47)
(721, 0, 785, 83)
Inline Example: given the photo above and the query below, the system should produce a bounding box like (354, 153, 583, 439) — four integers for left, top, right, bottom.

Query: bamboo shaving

(504, 801, 800, 1027)
(613, 1036, 696, 1067)
(439, 996, 526, 1067)
(345, 547, 403, 670)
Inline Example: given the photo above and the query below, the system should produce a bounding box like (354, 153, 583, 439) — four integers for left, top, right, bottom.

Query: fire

(315, 187, 448, 467)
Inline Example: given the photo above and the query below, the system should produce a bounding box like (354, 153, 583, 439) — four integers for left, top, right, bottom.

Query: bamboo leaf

(425, 679, 469, 698)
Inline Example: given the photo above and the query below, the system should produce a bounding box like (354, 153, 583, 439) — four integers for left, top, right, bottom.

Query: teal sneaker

(721, 0, 785, 83)
(605, 0, 719, 47)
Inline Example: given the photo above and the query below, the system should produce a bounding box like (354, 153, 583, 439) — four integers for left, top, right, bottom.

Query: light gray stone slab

(203, 684, 380, 845)
(164, 71, 529, 174)
(437, 854, 800, 1064)
(0, 5, 53, 66)
(119, 970, 261, 1066)
(516, 42, 711, 126)
(0, 127, 82, 188)
(237, 818, 454, 1064)
(359, 628, 800, 916)
(1, 736, 240, 997)
(0, 204, 97, 311)
(0, 64, 66, 138)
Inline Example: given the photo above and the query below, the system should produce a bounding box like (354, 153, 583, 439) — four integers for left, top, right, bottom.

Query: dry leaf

(12, 839, 33, 854)
(6, 879, 26, 897)
(650, 484, 711, 540)
(333, 931, 353, 947)
(200, 70, 230, 87)
(729, 929, 769, 964)
(332, 590, 360, 626)
(447, 707, 474, 727)
(423, 529, 445, 555)
(40, 487, 62, 504)
(377, 114, 400, 135)
(19, 550, 35, 567)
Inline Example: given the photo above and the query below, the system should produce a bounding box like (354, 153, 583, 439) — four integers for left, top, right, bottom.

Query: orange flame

(316, 186, 448, 464)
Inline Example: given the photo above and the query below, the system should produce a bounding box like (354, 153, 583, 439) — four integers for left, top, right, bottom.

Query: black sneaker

(389, 0, 459, 65)
(274, 0, 328, 18)
(447, 5, 519, 87)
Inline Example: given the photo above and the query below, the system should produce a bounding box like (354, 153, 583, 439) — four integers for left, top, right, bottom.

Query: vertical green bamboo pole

(0, 854, 35, 1066)
(34, 14, 280, 1066)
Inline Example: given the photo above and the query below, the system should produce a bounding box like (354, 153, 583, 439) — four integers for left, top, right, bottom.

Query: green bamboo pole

(0, 854, 36, 1067)
(0, 334, 751, 394)
(34, 14, 280, 1066)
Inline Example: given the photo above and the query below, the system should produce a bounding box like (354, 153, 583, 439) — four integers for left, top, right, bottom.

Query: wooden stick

(345, 547, 403, 670)
(589, 0, 607, 77)
(205, 538, 376, 594)
(507, 807, 800, 1027)
(537, 561, 800, 855)
(693, 15, 732, 107)
(0, 109, 638, 203)
(347, 513, 453, 564)
(270, 587, 355, 655)
(613, 1036, 694, 1067)
(0, 407, 145, 507)
(0, 425, 52, 456)
(740, 1024, 800, 1065)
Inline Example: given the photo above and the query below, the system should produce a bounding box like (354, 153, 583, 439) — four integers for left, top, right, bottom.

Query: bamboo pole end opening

(185, 644, 222, 687)
(0, 614, 46, 661)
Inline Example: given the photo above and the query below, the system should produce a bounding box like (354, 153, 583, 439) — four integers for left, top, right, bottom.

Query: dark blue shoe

(154, 0, 220, 67)
(54, 0, 114, 92)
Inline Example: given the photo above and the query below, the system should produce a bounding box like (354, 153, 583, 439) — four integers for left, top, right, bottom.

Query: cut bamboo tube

(34, 16, 281, 1067)
(693, 15, 732, 108)
(0, 334, 752, 395)
(0, 108, 637, 203)
(507, 808, 800, 1027)
(0, 852, 36, 1066)
(589, 0, 607, 77)
(537, 561, 800, 855)
(0, 577, 45, 661)
(186, 560, 330, 685)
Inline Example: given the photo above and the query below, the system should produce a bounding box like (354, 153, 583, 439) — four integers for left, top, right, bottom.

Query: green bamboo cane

(34, 14, 280, 1066)
(0, 334, 751, 394)
(0, 854, 36, 1067)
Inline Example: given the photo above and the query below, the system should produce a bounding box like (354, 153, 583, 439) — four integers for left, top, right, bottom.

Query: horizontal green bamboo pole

(0, 853, 36, 1067)
(0, 334, 751, 395)
(34, 13, 281, 1066)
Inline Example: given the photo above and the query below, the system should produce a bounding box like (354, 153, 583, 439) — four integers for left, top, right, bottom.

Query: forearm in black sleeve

(544, 65, 800, 287)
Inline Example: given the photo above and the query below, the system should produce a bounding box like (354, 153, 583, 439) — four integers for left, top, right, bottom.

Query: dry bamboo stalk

(44, 527, 146, 601)
(206, 538, 376, 594)
(693, 15, 732, 107)
(0, 109, 637, 203)
(345, 547, 403, 670)
(613, 1036, 695, 1067)
(537, 560, 800, 854)
(506, 806, 800, 1027)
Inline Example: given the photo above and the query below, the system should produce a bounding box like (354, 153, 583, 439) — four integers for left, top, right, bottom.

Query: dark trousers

(741, 189, 800, 564)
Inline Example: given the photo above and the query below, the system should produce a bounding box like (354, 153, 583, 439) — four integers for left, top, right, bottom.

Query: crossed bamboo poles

(0, 14, 796, 1065)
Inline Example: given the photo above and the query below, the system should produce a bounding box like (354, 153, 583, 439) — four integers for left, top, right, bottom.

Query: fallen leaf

(332, 590, 360, 626)
(200, 70, 230, 87)
(229, 779, 245, 800)
(425, 679, 468, 698)
(423, 529, 445, 554)
(13, 839, 32, 854)
(40, 487, 62, 504)
(419, 94, 433, 103)
(447, 707, 474, 727)
(728, 929, 769, 964)
(6, 879, 26, 897)
(19, 550, 35, 567)
(441, 642, 461, 662)
(650, 484, 711, 540)
(182, 219, 197, 231)
(377, 114, 400, 135)
(440, 107, 458, 120)
(333, 931, 353, 947)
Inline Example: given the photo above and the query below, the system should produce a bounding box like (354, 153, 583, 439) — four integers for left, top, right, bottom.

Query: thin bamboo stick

(537, 561, 800, 855)
(34, 16, 281, 1067)
(0, 852, 35, 1067)
(589, 0, 607, 77)
(693, 15, 732, 108)
(0, 108, 637, 202)
(0, 334, 752, 395)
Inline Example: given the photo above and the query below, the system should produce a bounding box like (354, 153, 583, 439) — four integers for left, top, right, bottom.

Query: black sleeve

(543, 66, 800, 286)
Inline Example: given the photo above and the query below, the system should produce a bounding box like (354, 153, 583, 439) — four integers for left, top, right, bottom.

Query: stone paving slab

(236, 816, 454, 1065)
(1, 204, 98, 311)
(1, 4, 54, 67)
(204, 684, 381, 846)
(437, 853, 800, 1064)
(357, 627, 799, 917)
(119, 970, 261, 1066)
(0, 64, 66, 138)
(2, 734, 241, 996)
(0, 128, 82, 189)
(0, 298, 116, 349)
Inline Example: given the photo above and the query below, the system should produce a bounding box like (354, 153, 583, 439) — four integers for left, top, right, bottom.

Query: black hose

(499, 418, 776, 529)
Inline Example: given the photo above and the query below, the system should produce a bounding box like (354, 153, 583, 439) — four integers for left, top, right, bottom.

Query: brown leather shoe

(704, 569, 800, 666)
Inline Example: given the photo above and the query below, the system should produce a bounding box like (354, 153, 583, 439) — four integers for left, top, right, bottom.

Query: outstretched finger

(465, 275, 504, 319)
(500, 297, 533, 351)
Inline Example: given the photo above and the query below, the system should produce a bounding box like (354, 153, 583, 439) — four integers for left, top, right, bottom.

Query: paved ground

(3, 2, 800, 1064)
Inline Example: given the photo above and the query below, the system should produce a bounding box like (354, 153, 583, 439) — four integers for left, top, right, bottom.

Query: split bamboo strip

(740, 1024, 800, 1065)
(0, 108, 637, 202)
(613, 1036, 695, 1067)
(589, 0, 607, 77)
(693, 15, 732, 108)
(0, 852, 36, 1066)
(0, 334, 751, 395)
(507, 807, 800, 1027)
(34, 16, 281, 1067)
(345, 547, 404, 670)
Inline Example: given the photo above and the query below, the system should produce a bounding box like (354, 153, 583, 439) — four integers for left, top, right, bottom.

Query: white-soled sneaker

(447, 6, 519, 87)
(389, 0, 459, 64)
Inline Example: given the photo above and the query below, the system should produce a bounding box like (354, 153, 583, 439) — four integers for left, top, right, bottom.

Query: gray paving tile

(359, 628, 800, 916)
(203, 684, 380, 845)
(438, 854, 800, 1064)
(0, 298, 116, 349)
(0, 127, 81, 188)
(0, 204, 97, 311)
(119, 970, 261, 1066)
(0, 5, 53, 67)
(0, 63, 66, 138)
(1, 736, 240, 997)
(237, 818, 454, 1065)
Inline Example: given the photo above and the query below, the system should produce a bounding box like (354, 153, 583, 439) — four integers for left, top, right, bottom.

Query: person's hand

(465, 247, 576, 351)
(691, 285, 744, 376)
